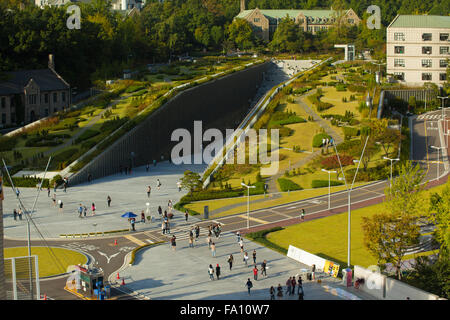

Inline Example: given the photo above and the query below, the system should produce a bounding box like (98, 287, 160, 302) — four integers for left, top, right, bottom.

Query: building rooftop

(236, 8, 343, 23)
(388, 15, 450, 29)
(0, 69, 69, 95)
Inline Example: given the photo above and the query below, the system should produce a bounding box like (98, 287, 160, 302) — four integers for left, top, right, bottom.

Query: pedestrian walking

(211, 242, 216, 257)
(83, 205, 87, 217)
(58, 200, 63, 213)
(47, 186, 50, 197)
(253, 265, 258, 281)
(170, 235, 176, 251)
(184, 210, 188, 222)
(206, 235, 212, 249)
(239, 239, 244, 253)
(131, 218, 136, 231)
(286, 277, 292, 295)
(291, 276, 297, 295)
(298, 276, 303, 293)
(166, 221, 171, 234)
(245, 278, 253, 295)
(15, 187, 20, 198)
(52, 193, 56, 207)
(261, 260, 267, 277)
(236, 231, 241, 243)
(156, 179, 161, 190)
(312, 264, 316, 280)
(53, 181, 57, 192)
(301, 208, 305, 221)
(146, 163, 149, 172)
(215, 264, 221, 280)
(78, 204, 83, 218)
(252, 249, 257, 264)
(161, 221, 166, 235)
(18, 209, 23, 220)
(177, 181, 182, 192)
(298, 285, 304, 300)
(208, 264, 215, 280)
(158, 206, 162, 218)
(227, 254, 234, 271)
(243, 252, 249, 266)
(141, 210, 145, 223)
(107, 195, 111, 207)
(270, 286, 275, 300)
(195, 225, 200, 239)
(277, 284, 283, 300)
(91, 203, 96, 216)
(188, 233, 194, 248)
(147, 186, 151, 198)
(13, 209, 17, 221)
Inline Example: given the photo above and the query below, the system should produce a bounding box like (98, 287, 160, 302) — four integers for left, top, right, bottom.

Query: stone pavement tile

(119, 232, 373, 300)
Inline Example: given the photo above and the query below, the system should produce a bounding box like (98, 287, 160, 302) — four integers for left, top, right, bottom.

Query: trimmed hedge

(312, 133, 331, 148)
(271, 115, 306, 126)
(3, 177, 50, 188)
(311, 179, 344, 188)
(245, 227, 287, 255)
(277, 178, 303, 192)
(74, 129, 100, 144)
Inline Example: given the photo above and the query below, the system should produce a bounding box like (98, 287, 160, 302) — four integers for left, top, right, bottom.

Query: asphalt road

(4, 111, 449, 300)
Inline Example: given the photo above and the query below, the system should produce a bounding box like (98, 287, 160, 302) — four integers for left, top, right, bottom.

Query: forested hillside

(0, 0, 448, 89)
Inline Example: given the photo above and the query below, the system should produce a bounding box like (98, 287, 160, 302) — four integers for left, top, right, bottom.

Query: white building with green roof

(387, 15, 450, 87)
(235, 1, 360, 42)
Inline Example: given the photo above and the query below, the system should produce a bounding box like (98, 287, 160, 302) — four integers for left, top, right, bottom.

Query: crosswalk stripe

(237, 214, 269, 224)
(146, 239, 154, 244)
(124, 235, 146, 246)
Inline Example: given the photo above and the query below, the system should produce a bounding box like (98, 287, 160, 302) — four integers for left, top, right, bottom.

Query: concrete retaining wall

(68, 62, 270, 185)
(354, 265, 442, 300)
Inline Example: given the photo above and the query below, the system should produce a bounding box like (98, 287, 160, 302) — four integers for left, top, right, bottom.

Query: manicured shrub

(3, 177, 49, 188)
(74, 129, 100, 144)
(312, 133, 331, 148)
(277, 178, 303, 192)
(311, 179, 344, 188)
(342, 127, 360, 139)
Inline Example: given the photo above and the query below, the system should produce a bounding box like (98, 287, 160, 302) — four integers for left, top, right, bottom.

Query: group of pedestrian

(12, 208, 23, 221)
(268, 276, 303, 300)
(76, 203, 95, 217)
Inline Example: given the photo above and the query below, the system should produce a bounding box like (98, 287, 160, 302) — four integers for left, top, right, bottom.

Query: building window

(422, 33, 432, 41)
(44, 108, 49, 117)
(440, 33, 449, 41)
(394, 46, 404, 54)
(62, 92, 66, 102)
(53, 92, 57, 103)
(440, 47, 449, 55)
(394, 59, 405, 67)
(440, 60, 448, 68)
(394, 32, 405, 41)
(440, 73, 447, 81)
(254, 18, 260, 23)
(422, 59, 432, 68)
(307, 26, 312, 32)
(314, 26, 320, 32)
(44, 93, 48, 103)
(28, 94, 37, 105)
(422, 46, 432, 54)
(1, 97, 5, 108)
(394, 72, 405, 81)
(348, 19, 354, 24)
(1, 113, 5, 124)
(11, 112, 15, 123)
(422, 73, 432, 81)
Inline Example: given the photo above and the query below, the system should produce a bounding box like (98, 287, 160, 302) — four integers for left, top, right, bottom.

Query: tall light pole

(371, 61, 386, 83)
(430, 146, 445, 181)
(241, 183, 256, 229)
(437, 96, 448, 146)
(383, 156, 400, 191)
(332, 135, 370, 268)
(321, 169, 337, 210)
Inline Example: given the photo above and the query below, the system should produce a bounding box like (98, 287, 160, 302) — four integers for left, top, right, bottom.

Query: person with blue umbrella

(122, 212, 137, 231)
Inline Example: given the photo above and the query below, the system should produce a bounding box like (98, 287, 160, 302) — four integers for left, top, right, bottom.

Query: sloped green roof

(236, 9, 338, 22)
(389, 15, 450, 29)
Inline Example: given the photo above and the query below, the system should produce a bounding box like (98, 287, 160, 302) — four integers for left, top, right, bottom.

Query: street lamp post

(321, 169, 337, 210)
(332, 135, 370, 268)
(437, 96, 448, 146)
(371, 61, 386, 83)
(383, 156, 400, 191)
(241, 183, 256, 229)
(430, 146, 445, 181)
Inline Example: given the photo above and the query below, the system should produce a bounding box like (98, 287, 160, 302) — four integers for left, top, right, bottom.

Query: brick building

(0, 55, 70, 127)
(235, 0, 360, 42)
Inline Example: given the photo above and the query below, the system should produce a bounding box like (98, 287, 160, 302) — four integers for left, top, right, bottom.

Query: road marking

(145, 239, 154, 244)
(97, 251, 120, 264)
(269, 209, 294, 219)
(237, 214, 269, 224)
(124, 235, 146, 246)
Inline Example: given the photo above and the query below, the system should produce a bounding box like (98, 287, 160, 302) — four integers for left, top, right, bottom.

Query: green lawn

(264, 182, 447, 268)
(4, 246, 87, 278)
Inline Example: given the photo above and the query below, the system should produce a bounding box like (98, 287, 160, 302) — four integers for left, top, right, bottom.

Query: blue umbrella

(121, 212, 137, 218)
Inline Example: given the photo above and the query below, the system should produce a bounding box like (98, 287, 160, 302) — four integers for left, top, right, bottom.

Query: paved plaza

(115, 231, 374, 300)
(3, 161, 206, 240)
